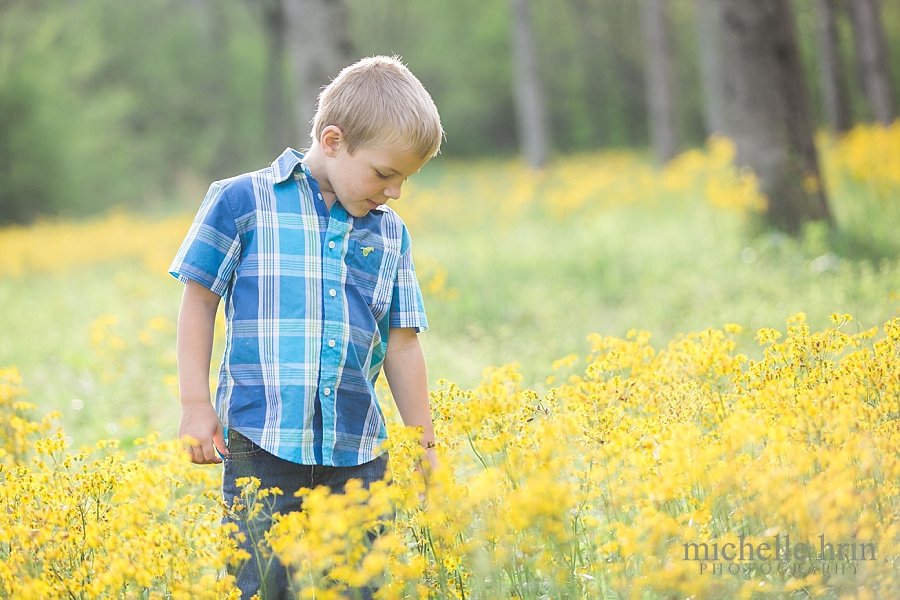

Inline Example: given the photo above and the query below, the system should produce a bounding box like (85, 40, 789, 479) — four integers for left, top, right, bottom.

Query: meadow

(0, 123, 898, 598)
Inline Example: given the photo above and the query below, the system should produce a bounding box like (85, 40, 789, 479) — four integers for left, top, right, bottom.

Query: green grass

(0, 264, 185, 446)
(414, 189, 899, 391)
(1, 156, 898, 448)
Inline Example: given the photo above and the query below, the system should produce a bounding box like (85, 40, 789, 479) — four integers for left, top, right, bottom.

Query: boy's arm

(382, 327, 438, 470)
(176, 279, 228, 464)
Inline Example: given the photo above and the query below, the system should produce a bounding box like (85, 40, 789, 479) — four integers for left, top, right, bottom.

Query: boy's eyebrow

(376, 164, 420, 178)
(376, 165, 401, 175)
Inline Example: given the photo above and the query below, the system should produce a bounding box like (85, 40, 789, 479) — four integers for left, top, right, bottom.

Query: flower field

(1, 124, 899, 598)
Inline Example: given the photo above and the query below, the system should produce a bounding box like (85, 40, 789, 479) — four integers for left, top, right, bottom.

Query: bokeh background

(1, 0, 899, 446)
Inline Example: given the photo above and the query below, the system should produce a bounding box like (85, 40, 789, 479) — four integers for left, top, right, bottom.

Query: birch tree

(693, 0, 726, 136)
(509, 0, 549, 168)
(641, 0, 678, 164)
(284, 0, 353, 145)
(847, 0, 895, 125)
(815, 0, 853, 133)
(261, 0, 292, 154)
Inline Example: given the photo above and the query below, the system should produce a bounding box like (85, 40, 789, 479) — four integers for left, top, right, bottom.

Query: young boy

(169, 56, 441, 599)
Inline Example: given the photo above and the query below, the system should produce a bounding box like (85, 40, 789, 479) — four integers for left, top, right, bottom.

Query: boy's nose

(384, 185, 401, 200)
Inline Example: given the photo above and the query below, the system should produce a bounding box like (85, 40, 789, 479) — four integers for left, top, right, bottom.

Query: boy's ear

(320, 126, 344, 158)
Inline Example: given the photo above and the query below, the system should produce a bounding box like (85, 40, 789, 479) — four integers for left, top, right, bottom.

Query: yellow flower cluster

(3, 312, 899, 597)
(821, 121, 900, 195)
(0, 372, 242, 599)
(0, 367, 58, 468)
(663, 135, 768, 213)
(0, 211, 191, 278)
(399, 128, 899, 233)
(252, 314, 899, 598)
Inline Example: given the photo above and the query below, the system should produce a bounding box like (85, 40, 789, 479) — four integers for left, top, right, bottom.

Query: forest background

(2, 0, 899, 221)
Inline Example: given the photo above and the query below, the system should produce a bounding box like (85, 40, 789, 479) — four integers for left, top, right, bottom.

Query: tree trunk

(641, 0, 678, 164)
(693, 0, 727, 136)
(509, 0, 549, 168)
(815, 0, 854, 133)
(187, 0, 232, 161)
(570, 0, 609, 146)
(283, 0, 353, 147)
(847, 0, 896, 125)
(261, 0, 292, 155)
(717, 0, 832, 234)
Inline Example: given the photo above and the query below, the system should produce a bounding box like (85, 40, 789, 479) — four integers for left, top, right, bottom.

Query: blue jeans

(222, 429, 389, 600)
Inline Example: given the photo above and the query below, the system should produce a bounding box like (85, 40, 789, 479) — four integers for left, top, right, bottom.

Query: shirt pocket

(345, 238, 399, 321)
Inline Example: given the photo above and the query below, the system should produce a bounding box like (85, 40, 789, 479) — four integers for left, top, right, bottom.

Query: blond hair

(312, 56, 443, 159)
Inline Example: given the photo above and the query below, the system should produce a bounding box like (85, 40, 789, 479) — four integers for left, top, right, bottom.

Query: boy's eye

(375, 171, 389, 179)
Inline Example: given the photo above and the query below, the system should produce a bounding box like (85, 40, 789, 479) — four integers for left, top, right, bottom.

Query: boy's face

(323, 130, 429, 218)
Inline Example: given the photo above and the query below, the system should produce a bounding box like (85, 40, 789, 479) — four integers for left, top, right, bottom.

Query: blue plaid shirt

(170, 148, 428, 466)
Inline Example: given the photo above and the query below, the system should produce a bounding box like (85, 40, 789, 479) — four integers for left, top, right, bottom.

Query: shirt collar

(271, 148, 309, 183)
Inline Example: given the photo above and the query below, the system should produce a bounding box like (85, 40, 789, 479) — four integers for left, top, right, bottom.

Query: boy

(170, 56, 441, 599)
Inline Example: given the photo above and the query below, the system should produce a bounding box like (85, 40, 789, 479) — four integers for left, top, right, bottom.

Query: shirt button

(328, 241, 336, 249)
(317, 193, 323, 200)
(324, 388, 331, 396)
(329, 288, 336, 297)
(328, 339, 336, 347)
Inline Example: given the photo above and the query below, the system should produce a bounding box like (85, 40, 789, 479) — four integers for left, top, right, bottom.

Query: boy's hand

(416, 446, 440, 503)
(415, 446, 440, 478)
(423, 446, 439, 472)
(179, 401, 228, 464)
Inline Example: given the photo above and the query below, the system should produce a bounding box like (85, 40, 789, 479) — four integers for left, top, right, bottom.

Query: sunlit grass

(1, 125, 899, 444)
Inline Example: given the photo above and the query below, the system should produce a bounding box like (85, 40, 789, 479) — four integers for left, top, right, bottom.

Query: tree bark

(717, 0, 832, 234)
(261, 0, 292, 155)
(693, 0, 727, 136)
(847, 0, 896, 125)
(641, 0, 679, 164)
(570, 0, 609, 146)
(283, 0, 353, 147)
(509, 0, 549, 168)
(815, 0, 853, 133)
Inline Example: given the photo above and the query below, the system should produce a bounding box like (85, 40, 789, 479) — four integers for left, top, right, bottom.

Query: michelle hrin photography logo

(682, 533, 876, 579)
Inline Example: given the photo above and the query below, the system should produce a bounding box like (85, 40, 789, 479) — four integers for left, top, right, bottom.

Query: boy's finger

(201, 440, 223, 464)
(191, 446, 208, 464)
(182, 437, 201, 463)
(184, 439, 219, 464)
(213, 427, 229, 458)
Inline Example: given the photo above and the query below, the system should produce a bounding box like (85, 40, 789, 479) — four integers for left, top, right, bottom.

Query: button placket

(317, 211, 350, 462)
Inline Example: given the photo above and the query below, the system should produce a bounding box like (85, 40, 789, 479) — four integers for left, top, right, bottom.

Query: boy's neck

(301, 143, 337, 210)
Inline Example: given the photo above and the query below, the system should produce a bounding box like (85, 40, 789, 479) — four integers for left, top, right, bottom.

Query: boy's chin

(347, 200, 380, 217)
(337, 200, 368, 218)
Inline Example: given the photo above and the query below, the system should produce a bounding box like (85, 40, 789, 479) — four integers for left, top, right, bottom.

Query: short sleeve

(388, 227, 428, 332)
(169, 181, 241, 296)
